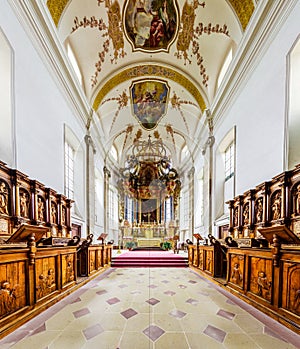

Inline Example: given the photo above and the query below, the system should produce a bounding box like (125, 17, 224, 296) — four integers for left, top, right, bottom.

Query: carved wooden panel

(249, 257, 273, 303)
(96, 249, 103, 269)
(89, 250, 96, 273)
(0, 261, 27, 318)
(198, 249, 204, 270)
(35, 256, 57, 301)
(204, 250, 213, 275)
(228, 254, 245, 289)
(188, 246, 194, 265)
(61, 253, 75, 287)
(193, 247, 199, 267)
(281, 261, 300, 316)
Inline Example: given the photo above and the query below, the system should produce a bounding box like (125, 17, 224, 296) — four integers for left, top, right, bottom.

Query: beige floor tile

(223, 333, 261, 349)
(154, 332, 189, 349)
(180, 313, 208, 333)
(125, 313, 152, 332)
(81, 331, 123, 349)
(153, 313, 184, 332)
(233, 314, 264, 334)
(10, 331, 61, 349)
(49, 330, 86, 349)
(249, 334, 298, 349)
(185, 332, 225, 349)
(119, 331, 154, 349)
(100, 313, 127, 331)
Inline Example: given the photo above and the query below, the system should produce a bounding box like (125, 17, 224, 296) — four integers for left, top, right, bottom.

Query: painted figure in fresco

(20, 191, 29, 218)
(272, 192, 281, 220)
(125, 0, 177, 50)
(0, 181, 9, 215)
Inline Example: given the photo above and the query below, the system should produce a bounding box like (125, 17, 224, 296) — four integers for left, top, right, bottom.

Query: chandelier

(119, 136, 180, 199)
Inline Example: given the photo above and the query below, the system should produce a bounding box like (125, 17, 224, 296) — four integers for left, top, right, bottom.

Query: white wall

(0, 1, 86, 194)
(214, 1, 300, 199)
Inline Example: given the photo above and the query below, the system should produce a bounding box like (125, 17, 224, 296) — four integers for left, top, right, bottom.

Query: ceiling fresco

(46, 0, 256, 168)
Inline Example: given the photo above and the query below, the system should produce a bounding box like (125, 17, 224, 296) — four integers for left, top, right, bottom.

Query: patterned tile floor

(0, 265, 299, 348)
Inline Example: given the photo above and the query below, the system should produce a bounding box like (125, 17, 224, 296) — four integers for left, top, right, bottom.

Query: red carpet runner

(111, 250, 188, 268)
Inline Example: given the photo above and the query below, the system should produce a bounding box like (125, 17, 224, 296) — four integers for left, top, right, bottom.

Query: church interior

(0, 0, 300, 347)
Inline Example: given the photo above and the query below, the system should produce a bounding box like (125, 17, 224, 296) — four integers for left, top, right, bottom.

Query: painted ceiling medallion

(130, 79, 170, 130)
(124, 0, 179, 52)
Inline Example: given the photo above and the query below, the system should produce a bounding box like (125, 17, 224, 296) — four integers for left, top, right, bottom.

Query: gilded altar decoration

(130, 79, 169, 130)
(124, 0, 178, 51)
(0, 180, 9, 215)
(36, 268, 56, 299)
(19, 189, 29, 218)
(0, 281, 19, 317)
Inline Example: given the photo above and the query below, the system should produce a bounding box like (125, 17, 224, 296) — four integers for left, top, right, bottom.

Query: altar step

(111, 253, 188, 268)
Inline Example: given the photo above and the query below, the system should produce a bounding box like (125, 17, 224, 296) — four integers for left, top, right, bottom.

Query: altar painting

(141, 199, 157, 223)
(130, 79, 169, 130)
(124, 0, 178, 51)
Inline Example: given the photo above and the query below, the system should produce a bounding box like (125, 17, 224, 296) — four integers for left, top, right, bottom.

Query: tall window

(165, 197, 172, 222)
(64, 142, 74, 199)
(109, 187, 118, 230)
(225, 142, 235, 181)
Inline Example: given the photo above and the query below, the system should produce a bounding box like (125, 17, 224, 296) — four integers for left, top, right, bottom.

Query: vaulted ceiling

(46, 0, 256, 168)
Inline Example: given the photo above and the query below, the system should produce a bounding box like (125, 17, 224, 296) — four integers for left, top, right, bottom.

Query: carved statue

(232, 207, 238, 226)
(255, 198, 263, 223)
(61, 206, 66, 225)
(0, 181, 9, 215)
(37, 197, 45, 221)
(272, 192, 281, 220)
(20, 191, 29, 218)
(295, 184, 300, 215)
(51, 203, 57, 224)
(243, 204, 249, 225)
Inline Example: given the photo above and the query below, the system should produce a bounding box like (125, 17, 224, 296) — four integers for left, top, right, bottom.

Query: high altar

(118, 137, 181, 247)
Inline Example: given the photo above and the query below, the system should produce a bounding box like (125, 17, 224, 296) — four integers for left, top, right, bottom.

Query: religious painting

(124, 0, 178, 52)
(141, 199, 157, 223)
(130, 79, 169, 130)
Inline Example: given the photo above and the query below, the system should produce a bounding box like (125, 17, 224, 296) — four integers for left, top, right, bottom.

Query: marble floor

(0, 264, 299, 348)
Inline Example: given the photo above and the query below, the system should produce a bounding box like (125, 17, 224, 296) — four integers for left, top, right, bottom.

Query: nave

(0, 254, 299, 349)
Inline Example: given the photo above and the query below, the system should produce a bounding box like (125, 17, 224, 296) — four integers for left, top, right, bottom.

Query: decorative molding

(227, 0, 255, 31)
(93, 64, 207, 112)
(46, 0, 69, 27)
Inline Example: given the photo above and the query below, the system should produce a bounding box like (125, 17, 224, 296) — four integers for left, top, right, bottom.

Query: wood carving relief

(250, 257, 272, 302)
(255, 198, 263, 223)
(0, 180, 9, 215)
(63, 254, 75, 286)
(243, 203, 249, 225)
(229, 254, 244, 287)
(282, 263, 300, 316)
(36, 268, 56, 299)
(271, 191, 281, 221)
(0, 281, 20, 317)
(19, 189, 30, 219)
(37, 196, 45, 222)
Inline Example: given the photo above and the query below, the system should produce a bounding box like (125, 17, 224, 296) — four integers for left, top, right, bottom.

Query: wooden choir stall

(0, 161, 111, 339)
(188, 164, 300, 334)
